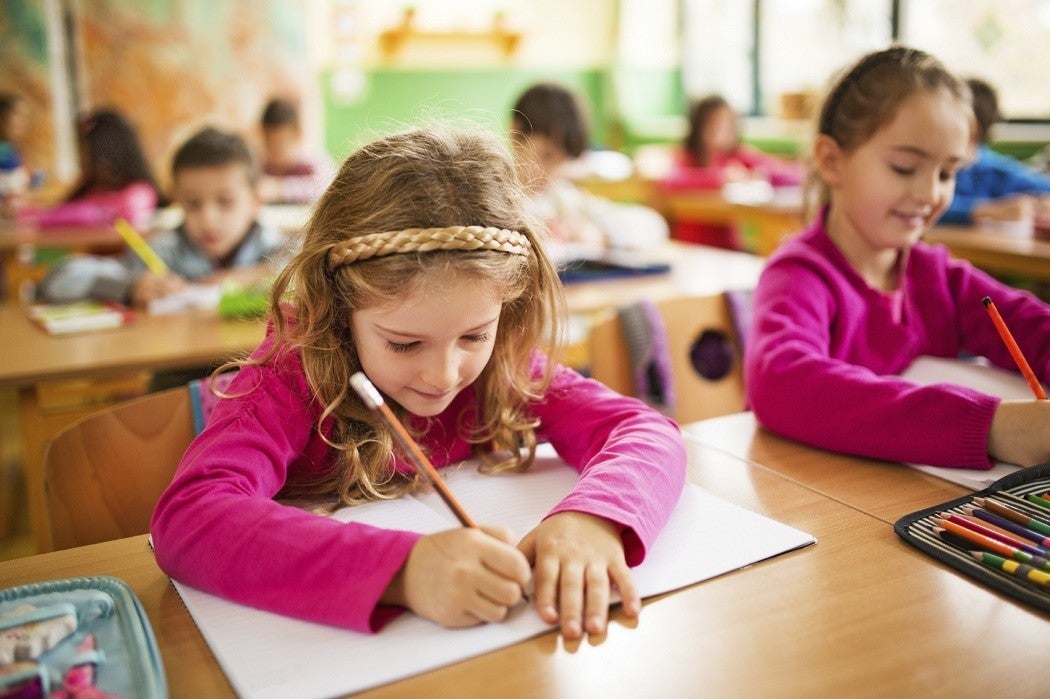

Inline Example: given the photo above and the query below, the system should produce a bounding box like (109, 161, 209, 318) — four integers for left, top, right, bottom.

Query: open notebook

(168, 444, 814, 699)
(901, 356, 1038, 490)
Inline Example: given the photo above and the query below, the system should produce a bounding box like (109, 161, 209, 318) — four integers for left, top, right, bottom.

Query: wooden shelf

(379, 8, 521, 60)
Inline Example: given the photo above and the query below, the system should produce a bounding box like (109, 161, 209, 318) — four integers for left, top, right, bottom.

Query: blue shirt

(940, 144, 1050, 225)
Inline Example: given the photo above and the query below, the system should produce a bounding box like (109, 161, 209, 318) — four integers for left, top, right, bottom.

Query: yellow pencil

(114, 218, 168, 275)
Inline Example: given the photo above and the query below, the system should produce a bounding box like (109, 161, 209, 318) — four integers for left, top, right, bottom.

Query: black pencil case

(894, 462, 1050, 614)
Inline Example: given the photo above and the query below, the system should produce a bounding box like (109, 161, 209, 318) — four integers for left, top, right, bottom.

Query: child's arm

(130, 270, 186, 307)
(524, 362, 687, 637)
(988, 400, 1050, 466)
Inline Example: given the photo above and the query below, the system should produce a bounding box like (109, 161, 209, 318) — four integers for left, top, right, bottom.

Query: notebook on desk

(166, 444, 815, 699)
(901, 356, 1036, 490)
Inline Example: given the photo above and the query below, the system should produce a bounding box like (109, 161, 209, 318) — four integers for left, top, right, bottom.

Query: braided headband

(327, 226, 531, 270)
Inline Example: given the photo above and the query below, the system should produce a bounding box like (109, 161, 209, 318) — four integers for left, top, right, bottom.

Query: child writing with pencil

(746, 46, 1050, 471)
(150, 127, 687, 638)
(37, 126, 291, 307)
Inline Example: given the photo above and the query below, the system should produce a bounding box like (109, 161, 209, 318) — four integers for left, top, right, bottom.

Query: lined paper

(171, 445, 815, 699)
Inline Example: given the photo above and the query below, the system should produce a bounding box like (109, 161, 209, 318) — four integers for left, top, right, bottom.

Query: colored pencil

(933, 526, 1050, 572)
(962, 505, 1050, 547)
(969, 551, 1050, 588)
(1028, 493, 1050, 511)
(981, 296, 1047, 399)
(350, 372, 475, 527)
(932, 516, 1048, 557)
(114, 218, 169, 276)
(973, 497, 1050, 537)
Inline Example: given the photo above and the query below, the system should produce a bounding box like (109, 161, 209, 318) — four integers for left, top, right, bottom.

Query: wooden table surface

(682, 411, 972, 525)
(1, 439, 1046, 698)
(926, 225, 1050, 283)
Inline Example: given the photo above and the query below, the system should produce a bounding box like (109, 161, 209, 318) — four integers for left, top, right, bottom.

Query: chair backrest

(588, 293, 747, 424)
(43, 386, 194, 550)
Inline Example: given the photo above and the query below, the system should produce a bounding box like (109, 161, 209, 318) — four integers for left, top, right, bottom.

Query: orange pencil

(350, 372, 476, 527)
(981, 296, 1047, 399)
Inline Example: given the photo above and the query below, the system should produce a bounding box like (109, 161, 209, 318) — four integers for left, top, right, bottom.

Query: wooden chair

(588, 293, 748, 424)
(43, 386, 194, 551)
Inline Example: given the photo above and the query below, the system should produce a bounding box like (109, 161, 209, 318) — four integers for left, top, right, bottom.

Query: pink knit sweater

(746, 215, 1050, 469)
(151, 330, 686, 633)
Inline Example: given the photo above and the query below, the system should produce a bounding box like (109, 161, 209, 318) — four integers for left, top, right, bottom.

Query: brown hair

(966, 78, 1000, 144)
(220, 127, 565, 506)
(683, 94, 735, 167)
(510, 83, 589, 159)
(171, 126, 257, 184)
(806, 45, 972, 220)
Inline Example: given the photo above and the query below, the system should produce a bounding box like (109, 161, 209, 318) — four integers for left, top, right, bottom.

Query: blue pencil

(963, 505, 1050, 548)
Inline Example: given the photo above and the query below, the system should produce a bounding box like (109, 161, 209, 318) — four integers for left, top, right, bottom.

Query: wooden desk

(1, 443, 1045, 697)
(661, 189, 804, 256)
(682, 411, 972, 525)
(0, 221, 125, 299)
(0, 302, 265, 552)
(561, 242, 764, 316)
(926, 225, 1050, 283)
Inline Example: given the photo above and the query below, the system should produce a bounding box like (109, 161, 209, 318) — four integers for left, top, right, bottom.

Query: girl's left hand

(518, 512, 640, 639)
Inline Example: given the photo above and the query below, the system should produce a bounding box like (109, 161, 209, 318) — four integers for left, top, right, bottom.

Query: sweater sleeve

(746, 258, 999, 469)
(530, 360, 687, 566)
(150, 358, 420, 633)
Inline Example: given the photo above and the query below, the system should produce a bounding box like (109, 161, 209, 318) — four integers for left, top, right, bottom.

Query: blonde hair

(804, 45, 973, 221)
(221, 127, 565, 506)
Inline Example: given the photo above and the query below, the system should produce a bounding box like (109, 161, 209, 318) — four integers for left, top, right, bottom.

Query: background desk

(926, 225, 1050, 284)
(0, 440, 1045, 696)
(0, 221, 125, 299)
(0, 302, 265, 552)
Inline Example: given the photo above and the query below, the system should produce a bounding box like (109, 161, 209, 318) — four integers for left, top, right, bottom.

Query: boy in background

(510, 83, 668, 264)
(257, 97, 335, 204)
(38, 126, 293, 307)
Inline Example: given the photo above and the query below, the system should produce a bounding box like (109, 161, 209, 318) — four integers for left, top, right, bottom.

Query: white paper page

(147, 283, 221, 315)
(171, 447, 815, 699)
(901, 356, 1034, 489)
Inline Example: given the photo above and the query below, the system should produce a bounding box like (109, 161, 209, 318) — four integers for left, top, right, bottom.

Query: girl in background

(746, 46, 1050, 471)
(20, 108, 162, 228)
(661, 94, 802, 250)
(151, 127, 686, 639)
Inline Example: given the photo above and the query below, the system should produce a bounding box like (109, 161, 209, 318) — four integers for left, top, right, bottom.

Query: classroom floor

(0, 390, 34, 562)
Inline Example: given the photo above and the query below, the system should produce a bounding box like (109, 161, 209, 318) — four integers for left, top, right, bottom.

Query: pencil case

(0, 576, 167, 698)
(894, 462, 1050, 614)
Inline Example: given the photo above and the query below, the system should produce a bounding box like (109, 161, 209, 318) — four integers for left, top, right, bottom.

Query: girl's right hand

(988, 399, 1050, 467)
(131, 271, 186, 307)
(382, 526, 532, 628)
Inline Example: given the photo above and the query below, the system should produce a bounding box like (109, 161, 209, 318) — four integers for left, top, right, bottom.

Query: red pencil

(981, 296, 1048, 399)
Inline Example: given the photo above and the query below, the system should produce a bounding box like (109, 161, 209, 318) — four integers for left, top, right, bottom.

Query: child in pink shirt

(151, 127, 686, 638)
(747, 46, 1050, 470)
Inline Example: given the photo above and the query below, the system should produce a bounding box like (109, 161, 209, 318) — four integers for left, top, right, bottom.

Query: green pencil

(970, 551, 1050, 588)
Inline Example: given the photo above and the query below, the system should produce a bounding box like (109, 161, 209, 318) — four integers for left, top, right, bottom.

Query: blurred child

(510, 83, 668, 264)
(150, 126, 686, 638)
(19, 108, 162, 228)
(37, 126, 291, 308)
(257, 97, 335, 204)
(0, 92, 31, 216)
(747, 47, 1050, 471)
(661, 95, 803, 250)
(939, 78, 1050, 226)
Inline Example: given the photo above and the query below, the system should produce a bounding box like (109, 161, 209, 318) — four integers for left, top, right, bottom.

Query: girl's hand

(382, 526, 531, 628)
(518, 512, 640, 640)
(988, 400, 1050, 467)
(131, 271, 186, 307)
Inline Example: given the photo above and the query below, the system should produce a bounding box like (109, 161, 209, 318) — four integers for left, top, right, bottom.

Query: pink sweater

(151, 330, 686, 633)
(746, 215, 1050, 469)
(660, 146, 803, 191)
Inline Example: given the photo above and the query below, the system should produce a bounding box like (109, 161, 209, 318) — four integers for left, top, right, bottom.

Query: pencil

(1027, 493, 1050, 511)
(969, 551, 1050, 588)
(981, 296, 1047, 399)
(961, 505, 1050, 548)
(114, 217, 169, 276)
(932, 515, 1048, 557)
(934, 527, 1050, 572)
(350, 372, 476, 527)
(973, 497, 1050, 537)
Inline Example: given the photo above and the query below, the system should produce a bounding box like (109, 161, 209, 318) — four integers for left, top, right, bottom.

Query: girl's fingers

(610, 561, 641, 618)
(583, 562, 610, 635)
(532, 556, 560, 623)
(557, 560, 585, 639)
